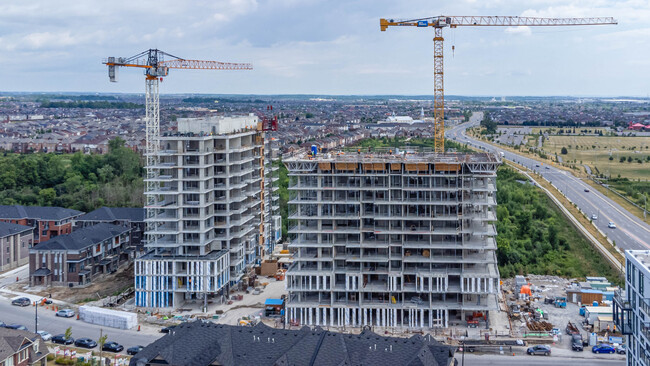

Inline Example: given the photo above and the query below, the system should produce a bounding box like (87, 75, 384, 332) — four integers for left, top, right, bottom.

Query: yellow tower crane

(380, 16, 617, 153)
(103, 49, 252, 245)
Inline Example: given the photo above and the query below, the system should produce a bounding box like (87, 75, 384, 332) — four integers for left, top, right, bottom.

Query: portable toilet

(311, 145, 318, 156)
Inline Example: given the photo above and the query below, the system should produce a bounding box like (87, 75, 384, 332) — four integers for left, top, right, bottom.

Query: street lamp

(34, 297, 46, 334)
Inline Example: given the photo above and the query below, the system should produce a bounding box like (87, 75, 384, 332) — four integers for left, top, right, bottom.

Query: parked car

(75, 338, 97, 349)
(127, 345, 144, 355)
(11, 297, 30, 307)
(55, 309, 75, 318)
(36, 330, 52, 341)
(616, 345, 626, 354)
(527, 345, 551, 356)
(51, 334, 74, 345)
(4, 324, 27, 331)
(608, 222, 617, 229)
(160, 325, 176, 333)
(592, 344, 616, 354)
(571, 335, 584, 351)
(102, 341, 124, 353)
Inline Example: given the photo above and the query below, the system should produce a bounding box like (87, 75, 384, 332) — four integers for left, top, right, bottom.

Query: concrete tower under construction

(134, 114, 271, 308)
(284, 148, 500, 329)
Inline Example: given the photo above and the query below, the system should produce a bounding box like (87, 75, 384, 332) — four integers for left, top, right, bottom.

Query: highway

(447, 112, 650, 252)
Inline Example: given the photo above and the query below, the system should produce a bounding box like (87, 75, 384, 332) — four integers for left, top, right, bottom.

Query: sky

(0, 0, 648, 96)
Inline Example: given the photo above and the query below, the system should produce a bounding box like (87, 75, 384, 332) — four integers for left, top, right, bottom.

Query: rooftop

(129, 321, 454, 366)
(0, 205, 83, 221)
(287, 147, 499, 165)
(75, 207, 144, 223)
(31, 223, 130, 252)
(176, 114, 259, 135)
(0, 221, 32, 238)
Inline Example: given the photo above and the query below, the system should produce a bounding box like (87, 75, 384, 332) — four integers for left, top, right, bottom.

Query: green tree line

(0, 138, 143, 211)
(496, 166, 620, 283)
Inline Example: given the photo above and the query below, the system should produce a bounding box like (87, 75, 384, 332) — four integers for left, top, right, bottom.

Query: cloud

(505, 26, 532, 36)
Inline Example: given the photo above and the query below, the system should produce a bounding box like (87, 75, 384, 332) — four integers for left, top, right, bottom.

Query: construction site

(284, 148, 501, 328)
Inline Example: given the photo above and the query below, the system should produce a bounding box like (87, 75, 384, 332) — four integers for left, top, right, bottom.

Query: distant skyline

(0, 0, 648, 96)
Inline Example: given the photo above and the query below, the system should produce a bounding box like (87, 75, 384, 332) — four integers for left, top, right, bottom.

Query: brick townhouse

(0, 205, 83, 244)
(29, 223, 131, 287)
(73, 207, 145, 249)
(0, 222, 33, 272)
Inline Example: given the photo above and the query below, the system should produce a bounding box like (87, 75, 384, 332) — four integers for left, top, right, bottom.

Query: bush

(561, 147, 568, 155)
(47, 354, 55, 361)
(54, 357, 75, 365)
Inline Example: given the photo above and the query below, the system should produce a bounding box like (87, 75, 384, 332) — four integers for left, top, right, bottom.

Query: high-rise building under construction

(284, 148, 500, 328)
(134, 114, 279, 308)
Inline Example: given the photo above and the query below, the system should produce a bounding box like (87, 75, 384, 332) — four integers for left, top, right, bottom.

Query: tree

(98, 330, 107, 364)
(628, 156, 633, 163)
(64, 327, 72, 341)
(38, 188, 56, 206)
(561, 147, 568, 155)
(620, 156, 626, 163)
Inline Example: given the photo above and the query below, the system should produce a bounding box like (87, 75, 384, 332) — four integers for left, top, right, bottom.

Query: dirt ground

(15, 263, 134, 304)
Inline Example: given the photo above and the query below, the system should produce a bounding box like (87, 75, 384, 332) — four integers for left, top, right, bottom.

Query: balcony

(612, 289, 633, 335)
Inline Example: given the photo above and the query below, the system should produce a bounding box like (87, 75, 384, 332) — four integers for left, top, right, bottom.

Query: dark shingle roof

(0, 205, 83, 221)
(129, 322, 454, 366)
(31, 223, 130, 252)
(0, 222, 32, 238)
(75, 207, 144, 223)
(0, 328, 48, 363)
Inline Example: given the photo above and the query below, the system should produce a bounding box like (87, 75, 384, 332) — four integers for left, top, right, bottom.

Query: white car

(608, 222, 616, 229)
(36, 330, 52, 341)
(55, 309, 75, 318)
(591, 214, 598, 220)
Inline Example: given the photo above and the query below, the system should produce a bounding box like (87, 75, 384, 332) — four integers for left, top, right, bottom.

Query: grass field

(543, 135, 650, 180)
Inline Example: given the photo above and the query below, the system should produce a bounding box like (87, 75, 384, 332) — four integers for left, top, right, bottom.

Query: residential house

(0, 222, 33, 272)
(0, 205, 83, 244)
(29, 223, 131, 287)
(129, 321, 455, 366)
(0, 327, 49, 366)
(74, 207, 145, 249)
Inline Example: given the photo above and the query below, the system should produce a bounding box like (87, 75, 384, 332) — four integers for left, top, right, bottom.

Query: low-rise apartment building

(0, 205, 83, 244)
(0, 222, 33, 272)
(74, 207, 145, 249)
(29, 223, 131, 287)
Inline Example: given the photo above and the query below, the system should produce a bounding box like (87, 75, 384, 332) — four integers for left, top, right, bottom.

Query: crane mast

(103, 49, 252, 246)
(380, 16, 617, 153)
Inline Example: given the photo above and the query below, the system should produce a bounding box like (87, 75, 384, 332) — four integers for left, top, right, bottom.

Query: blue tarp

(265, 298, 284, 306)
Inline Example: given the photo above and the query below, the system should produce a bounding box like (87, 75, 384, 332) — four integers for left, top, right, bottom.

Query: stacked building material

(79, 305, 137, 329)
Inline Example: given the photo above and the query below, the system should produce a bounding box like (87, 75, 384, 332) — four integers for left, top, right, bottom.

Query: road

(457, 354, 624, 366)
(447, 113, 650, 251)
(0, 296, 160, 352)
(0, 266, 161, 354)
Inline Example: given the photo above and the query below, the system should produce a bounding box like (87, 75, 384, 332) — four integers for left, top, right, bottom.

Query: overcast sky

(0, 0, 648, 96)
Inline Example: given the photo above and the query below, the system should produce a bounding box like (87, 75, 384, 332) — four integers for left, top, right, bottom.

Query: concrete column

(316, 307, 320, 325)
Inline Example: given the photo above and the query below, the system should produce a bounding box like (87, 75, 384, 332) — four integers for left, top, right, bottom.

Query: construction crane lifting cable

(103, 49, 252, 245)
(380, 16, 617, 153)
